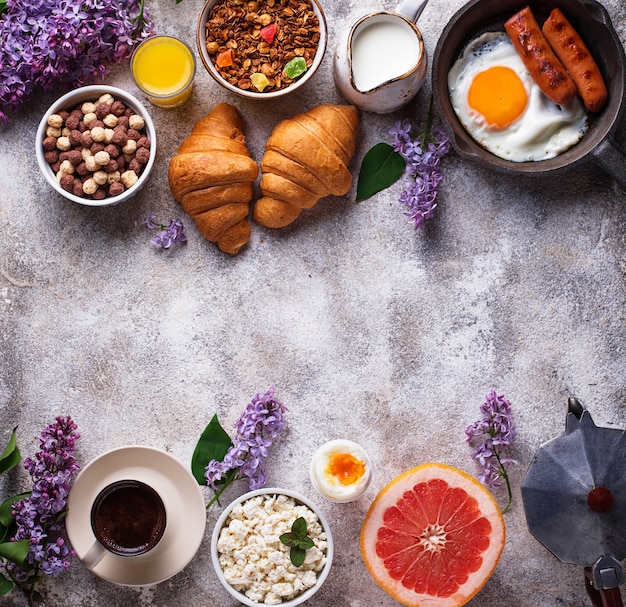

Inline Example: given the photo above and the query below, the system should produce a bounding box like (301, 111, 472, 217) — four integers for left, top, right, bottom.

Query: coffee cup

(82, 479, 167, 568)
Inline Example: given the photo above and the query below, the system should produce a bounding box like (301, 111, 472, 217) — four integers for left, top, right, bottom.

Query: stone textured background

(1, 0, 626, 605)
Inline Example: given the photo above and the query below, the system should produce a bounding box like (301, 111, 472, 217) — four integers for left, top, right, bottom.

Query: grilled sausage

(504, 6, 577, 105)
(542, 8, 608, 112)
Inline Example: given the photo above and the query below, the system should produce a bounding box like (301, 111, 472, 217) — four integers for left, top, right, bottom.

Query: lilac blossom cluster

(389, 119, 450, 229)
(144, 215, 187, 249)
(10, 416, 80, 580)
(0, 0, 155, 123)
(205, 388, 288, 494)
(465, 390, 517, 513)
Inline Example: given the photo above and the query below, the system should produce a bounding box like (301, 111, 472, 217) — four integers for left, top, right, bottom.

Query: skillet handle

(585, 567, 624, 607)
(591, 137, 626, 191)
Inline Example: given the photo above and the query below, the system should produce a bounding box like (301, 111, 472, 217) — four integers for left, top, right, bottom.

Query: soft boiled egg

(448, 32, 588, 162)
(310, 439, 371, 502)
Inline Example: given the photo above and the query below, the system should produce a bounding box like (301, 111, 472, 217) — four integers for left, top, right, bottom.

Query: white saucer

(66, 446, 207, 586)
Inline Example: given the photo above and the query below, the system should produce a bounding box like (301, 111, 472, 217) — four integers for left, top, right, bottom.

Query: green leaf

(0, 539, 29, 566)
(32, 591, 45, 603)
(191, 414, 233, 485)
(0, 492, 29, 528)
(356, 142, 406, 201)
(0, 574, 13, 596)
(0, 427, 20, 476)
(291, 516, 307, 539)
(298, 536, 315, 550)
(290, 546, 306, 568)
(279, 532, 299, 548)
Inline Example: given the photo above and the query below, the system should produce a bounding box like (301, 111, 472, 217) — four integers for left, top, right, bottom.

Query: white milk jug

(334, 0, 429, 113)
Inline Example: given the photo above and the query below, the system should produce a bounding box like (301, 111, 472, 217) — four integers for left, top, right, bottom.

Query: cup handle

(82, 541, 107, 569)
(395, 0, 429, 22)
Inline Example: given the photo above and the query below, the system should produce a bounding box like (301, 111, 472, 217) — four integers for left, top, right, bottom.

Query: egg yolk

(325, 453, 366, 486)
(467, 66, 528, 129)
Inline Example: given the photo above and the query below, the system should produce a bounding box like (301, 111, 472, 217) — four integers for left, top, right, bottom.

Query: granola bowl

(36, 85, 156, 207)
(211, 488, 334, 607)
(196, 0, 327, 100)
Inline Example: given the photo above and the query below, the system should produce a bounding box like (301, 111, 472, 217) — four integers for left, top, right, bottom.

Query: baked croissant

(168, 103, 258, 255)
(252, 104, 360, 229)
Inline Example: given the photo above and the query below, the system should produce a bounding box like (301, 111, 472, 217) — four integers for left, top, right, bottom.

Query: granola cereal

(205, 0, 320, 93)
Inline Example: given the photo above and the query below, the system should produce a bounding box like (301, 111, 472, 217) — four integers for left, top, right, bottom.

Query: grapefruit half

(360, 463, 505, 607)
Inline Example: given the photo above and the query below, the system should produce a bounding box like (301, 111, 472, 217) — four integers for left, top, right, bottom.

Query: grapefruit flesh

(361, 463, 505, 607)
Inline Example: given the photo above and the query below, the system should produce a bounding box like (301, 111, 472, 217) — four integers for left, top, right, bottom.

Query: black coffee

(91, 480, 166, 556)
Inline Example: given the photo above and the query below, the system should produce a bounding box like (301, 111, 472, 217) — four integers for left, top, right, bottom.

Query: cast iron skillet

(432, 0, 626, 189)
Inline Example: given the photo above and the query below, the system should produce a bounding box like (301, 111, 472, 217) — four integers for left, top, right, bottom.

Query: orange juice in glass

(131, 36, 196, 108)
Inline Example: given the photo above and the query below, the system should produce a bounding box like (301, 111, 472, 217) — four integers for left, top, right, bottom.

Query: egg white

(448, 32, 588, 162)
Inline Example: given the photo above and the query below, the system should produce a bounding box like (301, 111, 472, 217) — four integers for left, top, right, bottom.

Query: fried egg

(448, 32, 588, 162)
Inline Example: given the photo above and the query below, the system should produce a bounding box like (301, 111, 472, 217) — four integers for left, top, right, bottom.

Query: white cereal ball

(92, 170, 108, 185)
(98, 93, 115, 106)
(94, 150, 111, 166)
(56, 136, 71, 151)
(104, 128, 115, 143)
(83, 111, 97, 126)
(46, 125, 61, 138)
(84, 155, 98, 172)
(90, 126, 106, 142)
(81, 102, 97, 114)
(122, 139, 137, 155)
(107, 170, 121, 184)
(47, 113, 63, 128)
(103, 113, 118, 128)
(120, 170, 138, 188)
(82, 178, 98, 195)
(59, 159, 75, 175)
(128, 114, 145, 131)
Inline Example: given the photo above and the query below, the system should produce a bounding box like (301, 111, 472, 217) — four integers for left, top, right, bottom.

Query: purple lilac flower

(205, 388, 288, 494)
(144, 215, 187, 249)
(0, 0, 155, 123)
(10, 416, 80, 581)
(389, 119, 450, 229)
(466, 390, 517, 513)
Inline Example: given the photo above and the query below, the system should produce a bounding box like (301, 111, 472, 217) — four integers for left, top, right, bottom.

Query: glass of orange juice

(131, 35, 196, 108)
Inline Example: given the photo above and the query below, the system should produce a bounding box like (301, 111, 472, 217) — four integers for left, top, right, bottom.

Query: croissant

(252, 104, 360, 229)
(168, 103, 258, 255)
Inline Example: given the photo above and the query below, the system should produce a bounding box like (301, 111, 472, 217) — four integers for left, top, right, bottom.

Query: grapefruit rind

(360, 463, 505, 607)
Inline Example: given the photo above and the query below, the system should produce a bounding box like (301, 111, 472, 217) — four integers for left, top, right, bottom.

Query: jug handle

(585, 567, 624, 607)
(395, 0, 429, 22)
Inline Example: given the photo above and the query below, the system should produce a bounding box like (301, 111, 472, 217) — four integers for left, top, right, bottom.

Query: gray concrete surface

(2, 0, 626, 605)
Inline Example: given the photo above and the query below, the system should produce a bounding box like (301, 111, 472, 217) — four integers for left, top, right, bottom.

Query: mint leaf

(278, 532, 299, 548)
(291, 516, 307, 538)
(299, 536, 315, 550)
(290, 546, 306, 568)
(356, 142, 406, 201)
(191, 414, 233, 485)
(280, 517, 315, 567)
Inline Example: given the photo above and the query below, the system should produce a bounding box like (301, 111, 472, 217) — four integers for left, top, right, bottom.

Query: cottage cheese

(216, 494, 328, 605)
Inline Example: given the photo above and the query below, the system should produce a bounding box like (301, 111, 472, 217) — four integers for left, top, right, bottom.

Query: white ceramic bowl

(35, 85, 156, 207)
(196, 0, 327, 100)
(211, 488, 334, 607)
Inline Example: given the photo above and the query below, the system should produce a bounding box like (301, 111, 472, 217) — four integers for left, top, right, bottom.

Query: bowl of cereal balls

(211, 488, 333, 606)
(196, 0, 327, 100)
(36, 85, 156, 207)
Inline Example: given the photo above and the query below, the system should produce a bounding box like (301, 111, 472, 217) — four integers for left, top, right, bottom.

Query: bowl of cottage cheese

(211, 488, 333, 606)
